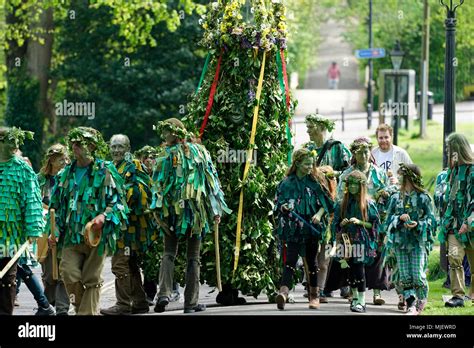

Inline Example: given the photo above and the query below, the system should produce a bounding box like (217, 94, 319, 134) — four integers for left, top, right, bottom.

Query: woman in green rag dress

(274, 148, 334, 310)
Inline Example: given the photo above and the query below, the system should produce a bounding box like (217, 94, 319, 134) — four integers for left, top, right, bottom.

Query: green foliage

(285, 0, 324, 87)
(332, 0, 474, 104)
(184, 0, 294, 298)
(426, 248, 446, 281)
(4, 67, 43, 169)
(52, 0, 205, 151)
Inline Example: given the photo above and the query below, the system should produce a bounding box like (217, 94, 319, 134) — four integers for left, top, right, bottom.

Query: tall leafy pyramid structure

(184, 0, 295, 299)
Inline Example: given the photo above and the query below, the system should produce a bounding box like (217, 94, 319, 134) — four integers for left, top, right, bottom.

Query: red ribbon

(280, 49, 291, 115)
(199, 50, 224, 138)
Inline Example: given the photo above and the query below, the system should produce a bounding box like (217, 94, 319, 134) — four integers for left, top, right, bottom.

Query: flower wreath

(305, 113, 336, 132)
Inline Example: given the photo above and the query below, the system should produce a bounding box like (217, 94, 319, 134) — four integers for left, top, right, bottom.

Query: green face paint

(347, 177, 362, 195)
(296, 157, 314, 177)
(355, 148, 370, 165)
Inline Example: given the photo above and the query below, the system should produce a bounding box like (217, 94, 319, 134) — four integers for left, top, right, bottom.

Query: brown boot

(275, 286, 289, 310)
(309, 286, 320, 309)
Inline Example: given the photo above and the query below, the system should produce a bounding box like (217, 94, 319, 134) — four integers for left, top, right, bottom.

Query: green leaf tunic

(439, 164, 473, 246)
(385, 191, 437, 253)
(275, 174, 334, 244)
(150, 142, 231, 238)
(332, 199, 380, 265)
(0, 157, 44, 254)
(115, 159, 157, 253)
(47, 159, 129, 256)
(303, 139, 352, 171)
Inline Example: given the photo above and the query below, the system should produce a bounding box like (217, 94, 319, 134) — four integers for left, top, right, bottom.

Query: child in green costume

(385, 163, 437, 315)
(333, 170, 380, 313)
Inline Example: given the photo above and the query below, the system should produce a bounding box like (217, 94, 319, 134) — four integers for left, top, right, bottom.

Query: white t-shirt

(374, 148, 393, 172)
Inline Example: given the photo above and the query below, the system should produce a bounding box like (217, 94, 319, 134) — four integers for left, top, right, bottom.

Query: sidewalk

(291, 101, 474, 147)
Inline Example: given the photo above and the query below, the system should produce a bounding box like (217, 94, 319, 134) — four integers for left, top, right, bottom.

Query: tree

(52, 0, 206, 151)
(1, 0, 202, 169)
(332, 0, 473, 105)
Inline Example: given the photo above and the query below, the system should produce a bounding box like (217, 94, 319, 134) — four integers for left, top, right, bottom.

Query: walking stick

(50, 209, 59, 280)
(214, 221, 222, 293)
(0, 240, 30, 279)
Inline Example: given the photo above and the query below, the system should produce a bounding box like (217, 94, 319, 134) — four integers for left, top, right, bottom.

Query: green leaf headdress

(153, 118, 188, 140)
(305, 113, 336, 132)
(66, 126, 109, 160)
(399, 162, 424, 189)
(134, 145, 159, 159)
(349, 138, 373, 154)
(0, 127, 34, 147)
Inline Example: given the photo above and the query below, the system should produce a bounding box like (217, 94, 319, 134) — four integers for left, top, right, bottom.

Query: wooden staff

(0, 241, 30, 279)
(50, 209, 59, 280)
(214, 221, 222, 292)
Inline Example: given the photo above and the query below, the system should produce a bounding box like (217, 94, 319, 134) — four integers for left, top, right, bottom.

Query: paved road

(291, 101, 474, 147)
(15, 257, 403, 316)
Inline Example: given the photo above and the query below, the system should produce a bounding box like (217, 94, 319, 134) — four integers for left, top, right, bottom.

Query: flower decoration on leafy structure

(200, 0, 288, 52)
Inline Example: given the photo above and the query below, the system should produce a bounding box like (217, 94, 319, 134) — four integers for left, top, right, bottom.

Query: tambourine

(341, 233, 352, 260)
(84, 219, 103, 248)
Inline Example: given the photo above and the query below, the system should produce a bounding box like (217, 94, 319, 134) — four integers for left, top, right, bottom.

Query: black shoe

(154, 296, 169, 313)
(340, 286, 351, 299)
(131, 306, 149, 314)
(445, 296, 464, 308)
(35, 304, 56, 316)
(323, 290, 333, 298)
(184, 304, 206, 314)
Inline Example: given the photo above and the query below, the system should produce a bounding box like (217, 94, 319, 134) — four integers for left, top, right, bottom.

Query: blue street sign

(355, 48, 386, 59)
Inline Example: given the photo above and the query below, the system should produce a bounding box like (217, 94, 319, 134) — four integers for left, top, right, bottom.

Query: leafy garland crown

(305, 113, 336, 132)
(153, 119, 188, 140)
(66, 127, 109, 160)
(399, 163, 424, 189)
(349, 140, 373, 153)
(0, 127, 34, 146)
(134, 145, 159, 159)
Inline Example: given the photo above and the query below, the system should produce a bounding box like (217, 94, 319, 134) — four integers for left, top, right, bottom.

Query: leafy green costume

(115, 158, 157, 252)
(0, 156, 45, 253)
(385, 192, 437, 254)
(275, 174, 334, 246)
(304, 140, 351, 172)
(150, 142, 231, 238)
(439, 164, 474, 246)
(332, 199, 380, 265)
(384, 191, 436, 300)
(47, 159, 129, 256)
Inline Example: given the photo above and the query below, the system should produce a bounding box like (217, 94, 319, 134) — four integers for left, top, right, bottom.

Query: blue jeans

(16, 264, 50, 308)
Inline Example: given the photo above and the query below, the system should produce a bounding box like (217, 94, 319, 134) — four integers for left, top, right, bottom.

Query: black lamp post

(390, 40, 404, 146)
(440, 0, 464, 168)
